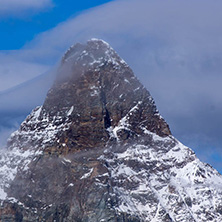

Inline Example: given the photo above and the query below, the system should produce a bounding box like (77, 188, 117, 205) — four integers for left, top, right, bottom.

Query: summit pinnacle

(0, 39, 222, 222)
(8, 38, 171, 154)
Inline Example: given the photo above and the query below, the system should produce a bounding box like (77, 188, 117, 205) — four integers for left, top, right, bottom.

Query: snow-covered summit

(62, 38, 127, 70)
(0, 39, 222, 221)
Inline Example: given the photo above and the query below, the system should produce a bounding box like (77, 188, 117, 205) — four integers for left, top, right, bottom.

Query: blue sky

(0, 0, 113, 49)
(0, 0, 222, 173)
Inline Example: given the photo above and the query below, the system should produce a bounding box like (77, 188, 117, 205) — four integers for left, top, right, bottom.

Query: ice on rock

(1, 39, 222, 221)
(67, 106, 74, 116)
(101, 130, 222, 221)
(0, 147, 42, 201)
(80, 168, 94, 180)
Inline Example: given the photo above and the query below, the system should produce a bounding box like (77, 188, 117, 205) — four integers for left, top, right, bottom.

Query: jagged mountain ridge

(0, 39, 222, 221)
(7, 39, 170, 153)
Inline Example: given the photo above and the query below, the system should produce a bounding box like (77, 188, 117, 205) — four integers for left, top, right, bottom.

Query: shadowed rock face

(1, 39, 222, 222)
(7, 39, 170, 155)
(42, 39, 171, 151)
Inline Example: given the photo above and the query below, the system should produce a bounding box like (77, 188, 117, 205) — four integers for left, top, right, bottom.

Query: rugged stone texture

(7, 39, 170, 155)
(1, 39, 222, 222)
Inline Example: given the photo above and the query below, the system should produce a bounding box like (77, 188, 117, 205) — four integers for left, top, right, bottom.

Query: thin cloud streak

(0, 52, 50, 91)
(0, 0, 53, 17)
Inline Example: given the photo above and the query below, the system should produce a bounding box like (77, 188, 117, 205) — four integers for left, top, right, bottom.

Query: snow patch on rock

(101, 131, 222, 221)
(0, 147, 42, 201)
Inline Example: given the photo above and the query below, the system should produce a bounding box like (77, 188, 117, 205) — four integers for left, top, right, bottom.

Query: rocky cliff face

(0, 39, 222, 222)
(7, 39, 170, 154)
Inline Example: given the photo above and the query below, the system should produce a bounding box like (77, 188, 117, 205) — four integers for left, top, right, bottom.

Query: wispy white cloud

(0, 0, 53, 17)
(0, 52, 50, 91)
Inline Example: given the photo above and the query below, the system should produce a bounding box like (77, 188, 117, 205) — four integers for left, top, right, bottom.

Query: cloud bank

(1, 0, 222, 170)
(0, 0, 53, 17)
(0, 52, 50, 91)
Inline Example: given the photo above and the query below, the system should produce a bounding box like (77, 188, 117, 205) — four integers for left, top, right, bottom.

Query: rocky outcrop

(0, 39, 222, 222)
(7, 39, 170, 155)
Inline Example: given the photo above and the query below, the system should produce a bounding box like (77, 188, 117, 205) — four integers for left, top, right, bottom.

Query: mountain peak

(2, 40, 221, 222)
(8, 39, 171, 154)
(61, 38, 127, 69)
(88, 37, 110, 44)
(87, 38, 112, 49)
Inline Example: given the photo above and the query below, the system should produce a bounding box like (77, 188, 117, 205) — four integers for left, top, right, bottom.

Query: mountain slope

(0, 39, 222, 222)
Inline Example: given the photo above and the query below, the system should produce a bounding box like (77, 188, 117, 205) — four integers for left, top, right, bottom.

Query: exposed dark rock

(0, 39, 222, 222)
